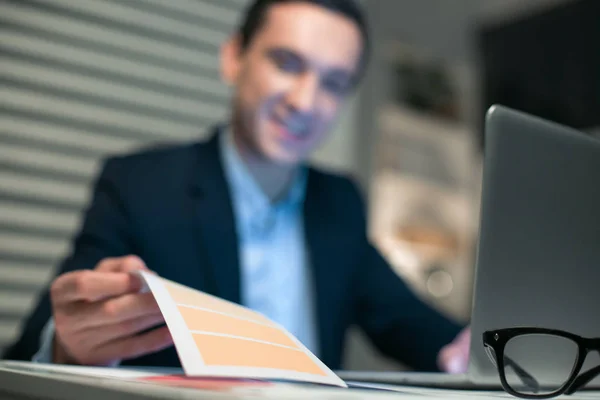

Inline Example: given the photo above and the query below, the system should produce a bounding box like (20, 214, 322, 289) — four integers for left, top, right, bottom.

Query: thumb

(438, 343, 469, 373)
(447, 350, 469, 373)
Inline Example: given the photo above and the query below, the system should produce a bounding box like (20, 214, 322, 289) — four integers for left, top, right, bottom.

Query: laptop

(338, 105, 600, 389)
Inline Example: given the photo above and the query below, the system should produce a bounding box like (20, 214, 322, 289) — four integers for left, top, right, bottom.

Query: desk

(0, 362, 598, 400)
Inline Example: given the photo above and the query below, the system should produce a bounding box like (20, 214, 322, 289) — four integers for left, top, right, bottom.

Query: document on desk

(136, 270, 346, 388)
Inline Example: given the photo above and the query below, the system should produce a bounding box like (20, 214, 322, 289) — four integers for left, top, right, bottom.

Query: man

(4, 0, 470, 372)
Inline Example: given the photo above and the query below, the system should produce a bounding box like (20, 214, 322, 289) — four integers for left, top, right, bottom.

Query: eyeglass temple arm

(504, 355, 541, 392)
(564, 365, 600, 395)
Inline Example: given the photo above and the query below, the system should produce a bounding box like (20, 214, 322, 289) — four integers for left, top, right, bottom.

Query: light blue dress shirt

(219, 130, 319, 355)
(33, 129, 319, 363)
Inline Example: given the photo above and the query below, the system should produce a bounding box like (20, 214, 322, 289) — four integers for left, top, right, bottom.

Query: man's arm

(353, 243, 464, 371)
(341, 179, 464, 371)
(2, 157, 136, 362)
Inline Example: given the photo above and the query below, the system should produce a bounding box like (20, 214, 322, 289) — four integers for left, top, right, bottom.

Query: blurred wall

(345, 0, 578, 372)
(0, 0, 237, 353)
(0, 0, 362, 355)
(357, 0, 576, 187)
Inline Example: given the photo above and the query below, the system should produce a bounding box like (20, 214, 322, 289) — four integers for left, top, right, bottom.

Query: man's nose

(286, 74, 318, 114)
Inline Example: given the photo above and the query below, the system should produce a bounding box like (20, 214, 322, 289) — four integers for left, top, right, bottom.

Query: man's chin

(271, 154, 303, 167)
(264, 149, 304, 167)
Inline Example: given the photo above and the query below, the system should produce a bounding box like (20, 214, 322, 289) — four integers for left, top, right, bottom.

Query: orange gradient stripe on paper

(164, 281, 272, 325)
(178, 306, 298, 348)
(192, 334, 327, 376)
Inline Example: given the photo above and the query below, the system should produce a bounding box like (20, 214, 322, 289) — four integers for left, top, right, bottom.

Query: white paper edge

(136, 271, 346, 388)
(136, 271, 205, 374)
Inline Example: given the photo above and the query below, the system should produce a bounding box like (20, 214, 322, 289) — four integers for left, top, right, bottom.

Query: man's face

(221, 2, 363, 165)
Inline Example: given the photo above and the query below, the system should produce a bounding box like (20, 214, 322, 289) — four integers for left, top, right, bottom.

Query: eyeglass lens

(502, 334, 578, 395)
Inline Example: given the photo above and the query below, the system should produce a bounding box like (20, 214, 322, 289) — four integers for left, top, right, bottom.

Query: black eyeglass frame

(483, 327, 600, 399)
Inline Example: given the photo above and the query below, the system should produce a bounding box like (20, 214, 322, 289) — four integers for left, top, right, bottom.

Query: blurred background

(1, 0, 599, 371)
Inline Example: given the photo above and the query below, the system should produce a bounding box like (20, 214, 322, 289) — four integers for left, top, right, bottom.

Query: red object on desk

(141, 375, 273, 390)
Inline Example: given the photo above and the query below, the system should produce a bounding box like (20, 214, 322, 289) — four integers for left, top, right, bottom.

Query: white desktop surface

(0, 361, 598, 400)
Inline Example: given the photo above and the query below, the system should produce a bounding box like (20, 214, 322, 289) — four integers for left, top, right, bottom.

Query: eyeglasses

(483, 327, 600, 399)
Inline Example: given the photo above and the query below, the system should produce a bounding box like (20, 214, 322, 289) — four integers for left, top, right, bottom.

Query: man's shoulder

(306, 166, 368, 236)
(100, 137, 214, 181)
(307, 165, 365, 212)
(93, 138, 218, 212)
(106, 141, 198, 168)
(309, 165, 363, 197)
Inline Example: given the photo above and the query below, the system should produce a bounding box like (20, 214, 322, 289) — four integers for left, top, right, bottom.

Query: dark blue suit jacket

(3, 129, 462, 370)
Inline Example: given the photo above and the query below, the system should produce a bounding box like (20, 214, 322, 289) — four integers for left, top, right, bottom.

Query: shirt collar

(219, 126, 307, 213)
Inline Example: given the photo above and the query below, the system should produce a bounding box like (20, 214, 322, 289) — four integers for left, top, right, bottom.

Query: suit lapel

(187, 128, 241, 304)
(304, 170, 342, 365)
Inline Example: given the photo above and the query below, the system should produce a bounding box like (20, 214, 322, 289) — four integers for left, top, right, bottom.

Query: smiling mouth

(273, 116, 310, 140)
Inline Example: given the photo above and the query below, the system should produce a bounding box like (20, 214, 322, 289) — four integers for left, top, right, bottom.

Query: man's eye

(271, 51, 304, 73)
(323, 77, 351, 96)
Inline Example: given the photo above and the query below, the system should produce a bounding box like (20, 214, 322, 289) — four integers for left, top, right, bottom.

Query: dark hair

(238, 0, 370, 82)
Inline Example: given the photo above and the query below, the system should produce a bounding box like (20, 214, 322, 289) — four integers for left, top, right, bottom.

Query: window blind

(0, 0, 250, 352)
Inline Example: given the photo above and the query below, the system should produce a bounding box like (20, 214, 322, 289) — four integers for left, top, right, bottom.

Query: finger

(81, 313, 166, 347)
(97, 256, 152, 293)
(96, 255, 147, 273)
(439, 345, 468, 373)
(93, 326, 173, 362)
(459, 328, 471, 343)
(84, 292, 160, 327)
(52, 270, 140, 305)
(437, 345, 453, 371)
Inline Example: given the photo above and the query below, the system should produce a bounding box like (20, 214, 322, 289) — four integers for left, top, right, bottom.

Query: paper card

(137, 271, 347, 388)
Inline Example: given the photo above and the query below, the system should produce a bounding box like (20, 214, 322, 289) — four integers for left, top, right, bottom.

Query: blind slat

(0, 322, 27, 345)
(0, 263, 55, 288)
(1, 0, 246, 355)
(2, 117, 141, 155)
(0, 292, 42, 319)
(3, 60, 227, 121)
(2, 7, 221, 71)
(41, 0, 228, 47)
(135, 0, 241, 25)
(0, 201, 77, 236)
(1, 109, 196, 144)
(1, 88, 202, 137)
(0, 233, 69, 263)
(0, 171, 87, 206)
(0, 143, 98, 180)
(1, 32, 227, 96)
(0, 116, 144, 155)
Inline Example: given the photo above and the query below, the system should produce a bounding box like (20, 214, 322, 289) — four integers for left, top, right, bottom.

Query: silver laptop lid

(468, 105, 600, 387)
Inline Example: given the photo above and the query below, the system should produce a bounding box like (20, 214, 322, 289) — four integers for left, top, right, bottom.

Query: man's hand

(438, 326, 471, 373)
(50, 256, 173, 366)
